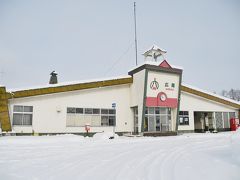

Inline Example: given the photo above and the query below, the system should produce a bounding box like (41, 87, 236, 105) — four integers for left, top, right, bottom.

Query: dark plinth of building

(143, 131, 177, 137)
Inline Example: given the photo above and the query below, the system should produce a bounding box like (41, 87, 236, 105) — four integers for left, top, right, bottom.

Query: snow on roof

(182, 83, 240, 106)
(8, 75, 132, 92)
(128, 60, 183, 72)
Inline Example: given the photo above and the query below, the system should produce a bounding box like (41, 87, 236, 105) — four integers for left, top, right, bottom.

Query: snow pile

(53, 134, 85, 142)
(92, 132, 119, 140)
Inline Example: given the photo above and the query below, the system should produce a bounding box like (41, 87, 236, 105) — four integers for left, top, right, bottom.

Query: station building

(0, 46, 239, 135)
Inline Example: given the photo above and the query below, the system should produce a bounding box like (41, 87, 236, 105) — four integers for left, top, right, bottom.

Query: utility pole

(134, 2, 138, 66)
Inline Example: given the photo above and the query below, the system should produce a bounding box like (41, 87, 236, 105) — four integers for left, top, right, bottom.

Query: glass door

(145, 107, 171, 132)
(148, 115, 155, 131)
(156, 115, 160, 131)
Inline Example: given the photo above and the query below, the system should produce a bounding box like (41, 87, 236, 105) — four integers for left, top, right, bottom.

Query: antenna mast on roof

(134, 2, 138, 66)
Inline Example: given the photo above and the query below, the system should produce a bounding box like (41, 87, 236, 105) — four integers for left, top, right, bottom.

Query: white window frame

(179, 111, 189, 125)
(12, 105, 33, 126)
(66, 107, 116, 127)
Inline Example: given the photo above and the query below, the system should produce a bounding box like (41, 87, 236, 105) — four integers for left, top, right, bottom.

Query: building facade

(0, 47, 239, 135)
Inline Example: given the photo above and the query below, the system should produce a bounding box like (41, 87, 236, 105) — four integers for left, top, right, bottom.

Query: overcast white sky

(0, 0, 239, 93)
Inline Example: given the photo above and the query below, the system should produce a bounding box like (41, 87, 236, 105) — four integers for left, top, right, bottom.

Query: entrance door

(161, 115, 169, 132)
(194, 112, 214, 132)
(148, 115, 155, 131)
(144, 107, 171, 132)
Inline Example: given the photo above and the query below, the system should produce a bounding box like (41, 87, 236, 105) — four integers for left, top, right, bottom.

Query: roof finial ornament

(143, 45, 167, 62)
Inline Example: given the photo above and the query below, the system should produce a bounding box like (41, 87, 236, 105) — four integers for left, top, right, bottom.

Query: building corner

(0, 86, 11, 131)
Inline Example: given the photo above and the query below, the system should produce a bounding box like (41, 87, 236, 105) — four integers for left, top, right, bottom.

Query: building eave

(181, 85, 240, 109)
(5, 75, 239, 110)
(128, 64, 182, 76)
(7, 77, 133, 99)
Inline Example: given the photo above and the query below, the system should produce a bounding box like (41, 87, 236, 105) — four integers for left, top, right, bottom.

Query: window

(101, 116, 109, 126)
(223, 112, 229, 128)
(67, 107, 76, 113)
(13, 105, 33, 126)
(229, 112, 235, 119)
(76, 108, 83, 114)
(145, 108, 148, 115)
(215, 112, 223, 129)
(109, 109, 116, 115)
(171, 83, 175, 88)
(101, 109, 116, 126)
(179, 111, 189, 125)
(85, 108, 93, 114)
(101, 109, 108, 114)
(148, 107, 154, 114)
(109, 116, 116, 126)
(66, 107, 116, 127)
(93, 109, 100, 114)
(165, 83, 169, 87)
(24, 106, 33, 112)
(13, 105, 23, 112)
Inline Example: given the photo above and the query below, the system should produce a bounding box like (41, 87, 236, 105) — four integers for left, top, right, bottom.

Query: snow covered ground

(0, 131, 240, 180)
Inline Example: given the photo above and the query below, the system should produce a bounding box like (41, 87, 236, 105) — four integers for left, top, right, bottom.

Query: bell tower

(129, 45, 183, 135)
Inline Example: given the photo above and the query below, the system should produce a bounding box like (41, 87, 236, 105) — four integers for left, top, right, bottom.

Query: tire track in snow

(70, 143, 157, 180)
(51, 138, 198, 180)
(46, 141, 150, 179)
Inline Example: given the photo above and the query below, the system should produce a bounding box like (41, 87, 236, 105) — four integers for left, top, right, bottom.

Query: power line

(104, 42, 134, 76)
(104, 2, 138, 76)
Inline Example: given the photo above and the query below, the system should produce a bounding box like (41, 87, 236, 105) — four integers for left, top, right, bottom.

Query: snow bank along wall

(0, 60, 239, 135)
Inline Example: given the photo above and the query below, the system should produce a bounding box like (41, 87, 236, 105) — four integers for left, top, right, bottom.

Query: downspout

(239, 109, 240, 120)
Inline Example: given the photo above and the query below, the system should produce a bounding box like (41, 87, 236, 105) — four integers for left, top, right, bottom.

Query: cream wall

(147, 71, 179, 98)
(179, 91, 239, 131)
(9, 84, 132, 134)
(130, 70, 146, 131)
